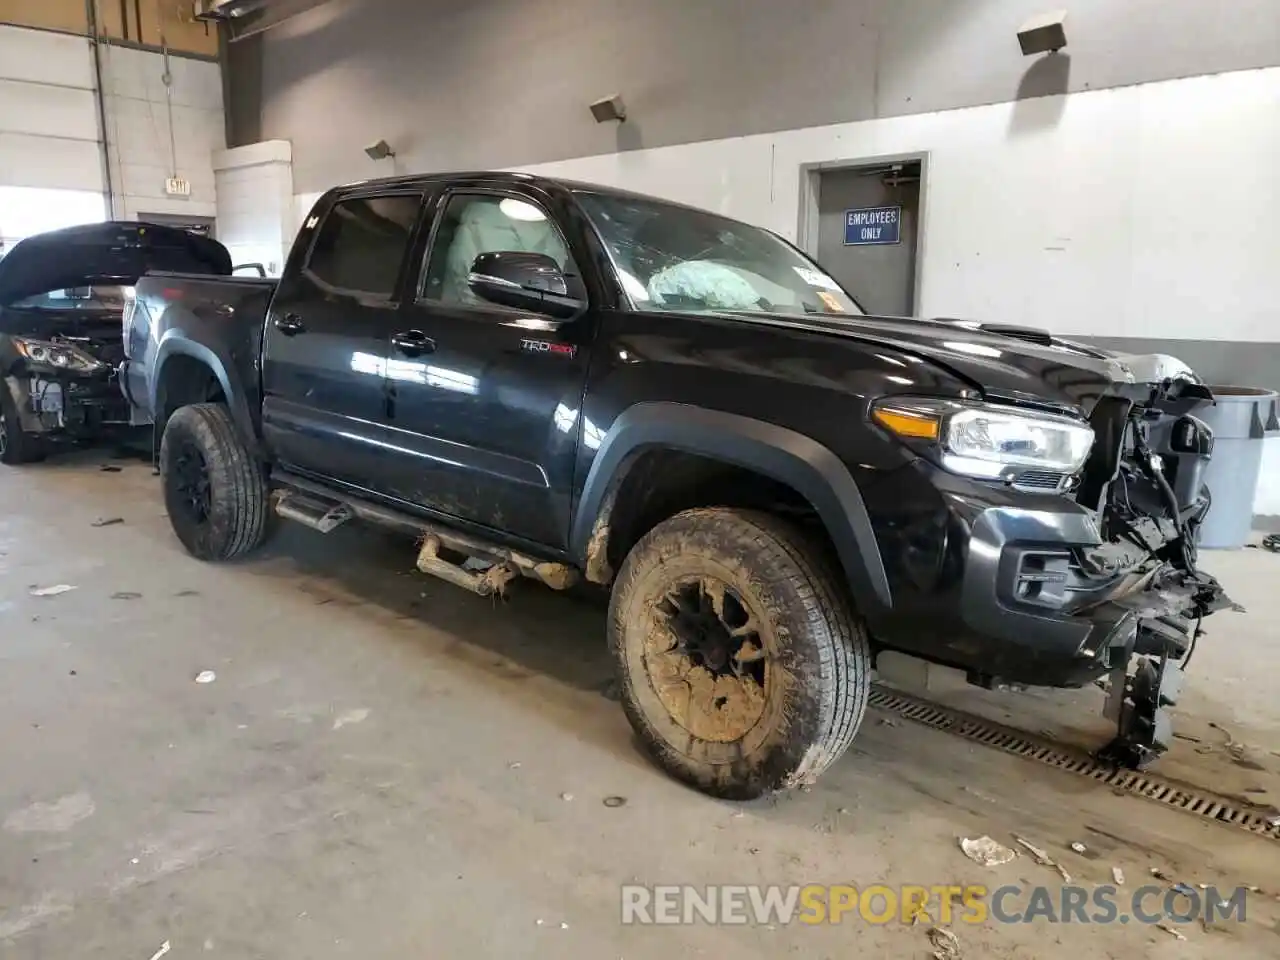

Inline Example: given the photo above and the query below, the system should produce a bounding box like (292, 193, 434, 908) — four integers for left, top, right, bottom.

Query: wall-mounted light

(364, 139, 396, 161)
(590, 95, 627, 124)
(1017, 10, 1068, 56)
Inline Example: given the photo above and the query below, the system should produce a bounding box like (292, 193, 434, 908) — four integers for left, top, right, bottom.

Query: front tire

(160, 403, 269, 561)
(608, 507, 870, 799)
(0, 385, 45, 465)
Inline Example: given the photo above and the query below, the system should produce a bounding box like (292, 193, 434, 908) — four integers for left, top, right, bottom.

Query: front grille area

(1011, 469, 1067, 491)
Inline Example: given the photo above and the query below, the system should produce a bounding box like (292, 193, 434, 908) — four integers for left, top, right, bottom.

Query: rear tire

(0, 385, 44, 465)
(608, 507, 870, 799)
(160, 403, 269, 561)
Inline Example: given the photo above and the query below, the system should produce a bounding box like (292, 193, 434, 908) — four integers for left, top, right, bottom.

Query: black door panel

(261, 192, 422, 491)
(385, 306, 585, 543)
(389, 189, 593, 548)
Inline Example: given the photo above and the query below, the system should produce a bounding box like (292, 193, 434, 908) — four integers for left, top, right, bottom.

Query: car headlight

(872, 396, 1094, 481)
(13, 337, 106, 375)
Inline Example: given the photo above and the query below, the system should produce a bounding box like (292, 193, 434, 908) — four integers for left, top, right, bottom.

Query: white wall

(0, 25, 103, 202)
(213, 140, 295, 274)
(98, 45, 224, 220)
(0, 23, 224, 241)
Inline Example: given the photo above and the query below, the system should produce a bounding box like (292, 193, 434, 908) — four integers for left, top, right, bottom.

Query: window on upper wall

(305, 195, 423, 297)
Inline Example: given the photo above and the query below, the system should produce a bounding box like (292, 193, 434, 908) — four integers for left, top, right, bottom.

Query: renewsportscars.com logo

(620, 883, 1249, 927)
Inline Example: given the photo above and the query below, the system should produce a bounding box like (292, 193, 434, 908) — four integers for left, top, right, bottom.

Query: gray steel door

(815, 165, 920, 317)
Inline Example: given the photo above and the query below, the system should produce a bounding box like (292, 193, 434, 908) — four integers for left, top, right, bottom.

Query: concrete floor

(2, 451, 1279, 958)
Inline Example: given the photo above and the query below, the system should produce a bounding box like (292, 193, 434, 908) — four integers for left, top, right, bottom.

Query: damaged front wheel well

(586, 447, 834, 584)
(153, 355, 226, 458)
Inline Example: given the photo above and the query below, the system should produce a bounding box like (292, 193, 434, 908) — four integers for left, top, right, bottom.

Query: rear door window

(305, 194, 422, 297)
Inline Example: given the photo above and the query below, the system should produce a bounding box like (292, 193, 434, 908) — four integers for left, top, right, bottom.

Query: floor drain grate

(868, 685, 1280, 841)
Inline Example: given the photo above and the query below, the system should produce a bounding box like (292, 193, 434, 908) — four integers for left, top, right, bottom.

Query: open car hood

(0, 221, 231, 306)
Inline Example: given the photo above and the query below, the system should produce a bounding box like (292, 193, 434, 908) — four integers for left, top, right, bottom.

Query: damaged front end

(1073, 376, 1238, 768)
(2, 302, 134, 445)
(0, 222, 231, 454)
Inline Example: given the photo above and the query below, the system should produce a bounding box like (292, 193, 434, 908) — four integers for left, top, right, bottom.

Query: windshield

(576, 192, 863, 317)
(9, 285, 132, 311)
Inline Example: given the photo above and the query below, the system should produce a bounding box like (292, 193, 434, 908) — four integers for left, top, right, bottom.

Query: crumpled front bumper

(6, 367, 131, 437)
(937, 482, 1229, 690)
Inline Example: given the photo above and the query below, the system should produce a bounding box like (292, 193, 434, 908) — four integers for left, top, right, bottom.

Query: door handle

(274, 313, 306, 336)
(392, 330, 436, 356)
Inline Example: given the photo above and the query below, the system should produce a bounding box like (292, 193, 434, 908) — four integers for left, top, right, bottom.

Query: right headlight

(12, 337, 107, 375)
(872, 396, 1095, 481)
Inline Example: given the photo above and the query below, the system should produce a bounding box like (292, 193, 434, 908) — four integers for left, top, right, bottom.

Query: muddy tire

(608, 507, 870, 799)
(0, 385, 45, 465)
(160, 403, 269, 561)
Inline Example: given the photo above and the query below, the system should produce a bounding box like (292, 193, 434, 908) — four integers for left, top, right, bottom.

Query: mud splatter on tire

(608, 507, 870, 799)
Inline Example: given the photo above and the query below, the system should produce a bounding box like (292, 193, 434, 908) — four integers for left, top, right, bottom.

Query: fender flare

(152, 333, 260, 455)
(570, 402, 892, 614)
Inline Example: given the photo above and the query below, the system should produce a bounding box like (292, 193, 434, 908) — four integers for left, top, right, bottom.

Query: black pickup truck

(122, 172, 1232, 798)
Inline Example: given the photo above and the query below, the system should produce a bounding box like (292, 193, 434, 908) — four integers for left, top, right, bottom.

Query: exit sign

(164, 177, 192, 197)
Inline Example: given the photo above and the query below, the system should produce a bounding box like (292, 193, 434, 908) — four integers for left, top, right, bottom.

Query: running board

(416, 535, 516, 597)
(275, 490, 354, 533)
(271, 471, 579, 594)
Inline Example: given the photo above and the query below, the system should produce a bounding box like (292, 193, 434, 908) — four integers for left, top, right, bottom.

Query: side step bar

(416, 535, 515, 598)
(275, 491, 354, 533)
(271, 472, 578, 596)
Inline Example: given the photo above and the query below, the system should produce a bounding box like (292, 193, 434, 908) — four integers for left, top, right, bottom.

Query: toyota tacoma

(120, 172, 1233, 798)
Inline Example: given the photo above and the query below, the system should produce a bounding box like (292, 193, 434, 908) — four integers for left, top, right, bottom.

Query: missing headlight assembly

(1078, 378, 1237, 768)
(875, 381, 1237, 770)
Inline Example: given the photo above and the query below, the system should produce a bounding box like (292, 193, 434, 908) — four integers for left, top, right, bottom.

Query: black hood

(0, 221, 231, 306)
(728, 311, 1134, 414)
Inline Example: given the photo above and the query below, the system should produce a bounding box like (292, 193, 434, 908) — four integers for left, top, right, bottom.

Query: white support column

(212, 140, 294, 276)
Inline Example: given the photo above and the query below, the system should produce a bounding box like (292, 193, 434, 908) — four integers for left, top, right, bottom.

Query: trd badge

(521, 338, 577, 358)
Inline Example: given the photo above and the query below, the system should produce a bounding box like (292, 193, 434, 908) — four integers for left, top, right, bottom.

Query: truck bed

(144, 270, 280, 292)
(125, 272, 279, 425)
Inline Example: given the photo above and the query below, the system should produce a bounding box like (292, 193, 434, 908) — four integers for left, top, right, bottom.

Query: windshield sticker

(793, 267, 841, 291)
(816, 291, 846, 313)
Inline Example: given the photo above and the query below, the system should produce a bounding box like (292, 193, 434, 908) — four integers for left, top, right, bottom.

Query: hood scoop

(978, 323, 1054, 347)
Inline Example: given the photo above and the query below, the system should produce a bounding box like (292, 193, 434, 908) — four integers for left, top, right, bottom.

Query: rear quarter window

(305, 195, 422, 296)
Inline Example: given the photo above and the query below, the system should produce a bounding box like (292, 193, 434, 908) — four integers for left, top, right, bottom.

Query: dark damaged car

(0, 222, 230, 464)
(123, 173, 1235, 797)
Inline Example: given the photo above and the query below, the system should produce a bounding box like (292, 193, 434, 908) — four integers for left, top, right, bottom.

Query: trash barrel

(1196, 385, 1280, 549)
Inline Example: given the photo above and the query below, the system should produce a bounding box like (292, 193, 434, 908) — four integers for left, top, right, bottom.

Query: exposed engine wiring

(1130, 412, 1197, 572)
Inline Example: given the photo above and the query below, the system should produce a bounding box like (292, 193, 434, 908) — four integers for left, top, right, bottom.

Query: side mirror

(468, 251, 585, 320)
